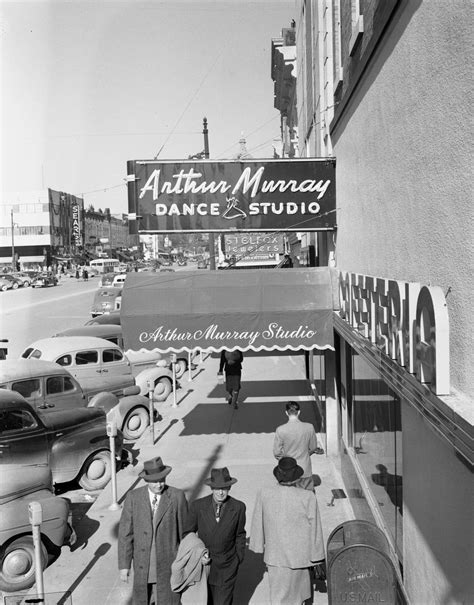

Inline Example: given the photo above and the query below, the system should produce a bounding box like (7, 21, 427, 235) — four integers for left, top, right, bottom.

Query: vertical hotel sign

(72, 201, 82, 248)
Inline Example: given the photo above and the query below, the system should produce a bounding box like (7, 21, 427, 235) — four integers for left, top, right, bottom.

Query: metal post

(203, 117, 216, 272)
(147, 379, 155, 443)
(11, 209, 15, 272)
(188, 351, 192, 382)
(107, 420, 120, 511)
(28, 501, 45, 602)
(171, 353, 177, 407)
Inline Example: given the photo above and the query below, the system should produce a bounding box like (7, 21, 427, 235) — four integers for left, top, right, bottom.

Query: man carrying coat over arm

(184, 467, 246, 605)
(249, 457, 326, 605)
(118, 456, 188, 605)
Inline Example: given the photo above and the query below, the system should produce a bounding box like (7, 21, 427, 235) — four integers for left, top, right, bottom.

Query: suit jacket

(249, 484, 325, 568)
(184, 494, 246, 586)
(118, 485, 188, 605)
(273, 418, 318, 477)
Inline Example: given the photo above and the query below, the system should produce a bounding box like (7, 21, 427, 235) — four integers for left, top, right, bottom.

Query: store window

(351, 349, 403, 557)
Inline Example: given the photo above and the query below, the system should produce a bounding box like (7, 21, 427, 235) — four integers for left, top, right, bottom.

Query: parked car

(85, 310, 121, 326)
(12, 272, 34, 286)
(0, 277, 12, 292)
(0, 389, 123, 492)
(0, 359, 157, 441)
(54, 325, 195, 379)
(90, 286, 122, 317)
(32, 272, 58, 288)
(0, 460, 73, 592)
(1, 274, 26, 289)
(20, 336, 174, 402)
(197, 259, 208, 269)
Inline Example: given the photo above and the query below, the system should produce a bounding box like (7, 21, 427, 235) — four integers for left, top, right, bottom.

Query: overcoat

(273, 418, 318, 478)
(249, 484, 325, 568)
(118, 485, 188, 605)
(184, 494, 246, 586)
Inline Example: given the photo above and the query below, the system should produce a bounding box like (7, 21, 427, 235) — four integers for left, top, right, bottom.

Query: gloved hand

(314, 560, 327, 581)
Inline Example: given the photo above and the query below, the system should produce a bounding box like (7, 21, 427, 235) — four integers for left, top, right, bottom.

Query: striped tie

(215, 503, 221, 522)
(152, 495, 158, 515)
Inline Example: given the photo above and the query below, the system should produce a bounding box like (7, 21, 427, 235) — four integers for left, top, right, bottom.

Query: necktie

(152, 495, 158, 515)
(215, 503, 221, 522)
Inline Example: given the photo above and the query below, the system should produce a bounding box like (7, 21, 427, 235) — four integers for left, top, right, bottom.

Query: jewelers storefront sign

(127, 158, 336, 232)
(339, 272, 450, 396)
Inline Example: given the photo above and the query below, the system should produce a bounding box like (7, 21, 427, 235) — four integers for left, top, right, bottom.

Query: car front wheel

(1, 285, 8, 292)
(12, 282, 19, 290)
(78, 451, 111, 491)
(0, 537, 47, 593)
(153, 377, 172, 401)
(174, 358, 187, 379)
(23, 280, 30, 287)
(122, 407, 149, 440)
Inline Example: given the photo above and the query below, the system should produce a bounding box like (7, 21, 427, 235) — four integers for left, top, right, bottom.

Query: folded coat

(170, 532, 209, 604)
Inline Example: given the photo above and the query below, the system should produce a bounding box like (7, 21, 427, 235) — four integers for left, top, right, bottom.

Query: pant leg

(208, 580, 236, 605)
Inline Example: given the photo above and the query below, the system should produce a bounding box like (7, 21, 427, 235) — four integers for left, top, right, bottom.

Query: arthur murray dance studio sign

(128, 158, 336, 232)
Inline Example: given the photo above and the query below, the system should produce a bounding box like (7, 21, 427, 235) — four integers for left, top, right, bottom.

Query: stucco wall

(332, 1, 473, 396)
(403, 402, 473, 604)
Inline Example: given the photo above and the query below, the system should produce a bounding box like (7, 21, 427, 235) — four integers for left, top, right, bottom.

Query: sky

(1, 0, 295, 215)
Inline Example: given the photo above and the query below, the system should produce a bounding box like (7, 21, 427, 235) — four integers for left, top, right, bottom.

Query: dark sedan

(32, 272, 58, 287)
(1, 274, 24, 289)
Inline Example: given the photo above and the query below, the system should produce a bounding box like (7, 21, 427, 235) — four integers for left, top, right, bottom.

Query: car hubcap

(3, 549, 32, 577)
(87, 459, 106, 479)
(128, 415, 141, 430)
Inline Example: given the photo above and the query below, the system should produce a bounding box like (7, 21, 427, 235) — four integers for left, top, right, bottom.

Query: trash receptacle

(327, 520, 397, 604)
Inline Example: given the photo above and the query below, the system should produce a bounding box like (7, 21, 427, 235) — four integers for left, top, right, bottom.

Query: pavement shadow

(69, 505, 101, 552)
(234, 542, 266, 604)
(180, 399, 321, 435)
(57, 543, 111, 604)
(208, 379, 311, 400)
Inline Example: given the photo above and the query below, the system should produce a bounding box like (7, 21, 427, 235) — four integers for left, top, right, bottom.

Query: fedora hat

(273, 457, 304, 484)
(204, 467, 237, 489)
(139, 457, 172, 482)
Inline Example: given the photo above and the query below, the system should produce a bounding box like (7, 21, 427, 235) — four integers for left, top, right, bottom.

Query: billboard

(224, 233, 285, 263)
(71, 201, 82, 248)
(127, 158, 336, 232)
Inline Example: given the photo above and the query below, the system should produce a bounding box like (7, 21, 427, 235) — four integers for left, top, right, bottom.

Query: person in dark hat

(118, 456, 188, 605)
(249, 457, 326, 604)
(183, 467, 246, 605)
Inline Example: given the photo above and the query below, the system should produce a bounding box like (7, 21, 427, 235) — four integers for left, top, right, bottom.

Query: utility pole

(10, 209, 15, 271)
(203, 117, 216, 270)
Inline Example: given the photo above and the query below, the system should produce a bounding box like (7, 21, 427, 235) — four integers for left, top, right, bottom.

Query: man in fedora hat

(249, 457, 326, 604)
(118, 456, 188, 605)
(184, 467, 246, 605)
(273, 400, 320, 491)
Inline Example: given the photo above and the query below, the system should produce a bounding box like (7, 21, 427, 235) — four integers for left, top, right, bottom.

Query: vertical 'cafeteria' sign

(128, 158, 336, 232)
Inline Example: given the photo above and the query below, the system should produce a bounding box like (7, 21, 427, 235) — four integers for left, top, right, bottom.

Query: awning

(121, 267, 335, 354)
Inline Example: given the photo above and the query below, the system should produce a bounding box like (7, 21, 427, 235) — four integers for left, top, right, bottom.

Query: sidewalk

(9, 352, 354, 605)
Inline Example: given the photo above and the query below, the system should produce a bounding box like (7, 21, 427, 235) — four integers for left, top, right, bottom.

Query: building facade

(0, 189, 84, 269)
(84, 207, 131, 260)
(293, 1, 473, 603)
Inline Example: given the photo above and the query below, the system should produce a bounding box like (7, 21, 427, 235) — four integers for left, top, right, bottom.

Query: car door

(0, 407, 49, 469)
(9, 377, 44, 412)
(44, 374, 86, 411)
(56, 349, 100, 383)
(101, 347, 131, 378)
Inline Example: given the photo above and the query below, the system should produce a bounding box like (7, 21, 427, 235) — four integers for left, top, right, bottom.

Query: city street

(2, 349, 353, 605)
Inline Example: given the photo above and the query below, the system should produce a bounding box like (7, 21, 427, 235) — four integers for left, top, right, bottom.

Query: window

(46, 375, 77, 393)
(0, 410, 37, 433)
(56, 354, 72, 366)
(46, 376, 63, 394)
(30, 349, 42, 359)
(103, 349, 123, 363)
(11, 379, 42, 398)
(351, 349, 403, 557)
(21, 348, 34, 359)
(75, 350, 98, 365)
